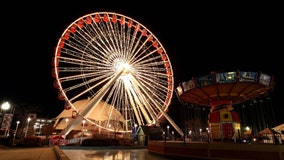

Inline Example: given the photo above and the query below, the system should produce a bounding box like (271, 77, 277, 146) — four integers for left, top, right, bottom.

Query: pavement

(0, 145, 70, 160)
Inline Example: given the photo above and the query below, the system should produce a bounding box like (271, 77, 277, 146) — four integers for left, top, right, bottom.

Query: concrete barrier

(148, 141, 284, 160)
(53, 146, 71, 160)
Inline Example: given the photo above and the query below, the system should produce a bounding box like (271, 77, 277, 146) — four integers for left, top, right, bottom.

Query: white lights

(1, 102, 11, 110)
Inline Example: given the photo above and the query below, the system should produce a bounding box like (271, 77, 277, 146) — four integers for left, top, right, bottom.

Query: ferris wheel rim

(52, 11, 174, 132)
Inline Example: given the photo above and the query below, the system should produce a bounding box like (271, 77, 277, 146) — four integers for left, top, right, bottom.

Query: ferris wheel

(52, 12, 182, 136)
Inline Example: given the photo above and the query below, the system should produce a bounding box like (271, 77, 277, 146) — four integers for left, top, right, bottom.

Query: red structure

(176, 70, 274, 141)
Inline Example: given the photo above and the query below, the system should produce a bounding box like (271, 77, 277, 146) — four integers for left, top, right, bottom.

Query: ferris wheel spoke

(65, 76, 109, 100)
(138, 79, 168, 107)
(132, 75, 162, 110)
(105, 15, 122, 54)
(92, 19, 118, 54)
(113, 20, 125, 56)
(77, 24, 113, 58)
(126, 78, 152, 124)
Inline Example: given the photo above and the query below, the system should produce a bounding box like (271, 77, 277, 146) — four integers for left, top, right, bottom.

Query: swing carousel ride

(175, 70, 275, 140)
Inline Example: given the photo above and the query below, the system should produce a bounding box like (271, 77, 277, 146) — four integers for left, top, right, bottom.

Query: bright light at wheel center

(114, 60, 131, 75)
(114, 60, 134, 86)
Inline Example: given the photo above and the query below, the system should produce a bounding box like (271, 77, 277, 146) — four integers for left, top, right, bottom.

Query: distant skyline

(1, 1, 283, 125)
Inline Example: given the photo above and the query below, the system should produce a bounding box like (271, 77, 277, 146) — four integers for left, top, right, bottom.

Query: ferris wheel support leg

(130, 74, 184, 137)
(157, 109, 184, 137)
(61, 69, 125, 137)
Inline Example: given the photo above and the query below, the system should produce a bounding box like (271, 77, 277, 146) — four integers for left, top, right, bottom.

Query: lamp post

(206, 127, 210, 143)
(199, 128, 202, 141)
(134, 124, 138, 142)
(13, 121, 20, 144)
(167, 125, 170, 139)
(25, 118, 31, 138)
(189, 130, 192, 142)
(1, 101, 11, 137)
(64, 118, 69, 139)
(108, 124, 111, 137)
(81, 119, 86, 144)
(39, 124, 43, 136)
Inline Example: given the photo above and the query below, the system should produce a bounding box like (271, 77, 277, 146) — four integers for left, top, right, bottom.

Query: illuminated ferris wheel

(52, 12, 182, 136)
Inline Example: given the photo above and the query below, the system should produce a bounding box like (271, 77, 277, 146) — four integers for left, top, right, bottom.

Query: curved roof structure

(176, 70, 274, 107)
(56, 99, 125, 121)
(54, 99, 125, 130)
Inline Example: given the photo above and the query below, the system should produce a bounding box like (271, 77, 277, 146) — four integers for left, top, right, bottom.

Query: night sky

(1, 2, 283, 124)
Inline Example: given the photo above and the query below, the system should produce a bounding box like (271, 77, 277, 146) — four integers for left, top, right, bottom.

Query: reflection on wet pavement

(63, 148, 173, 160)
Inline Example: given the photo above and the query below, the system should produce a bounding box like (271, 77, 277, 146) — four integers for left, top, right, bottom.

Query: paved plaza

(0, 145, 69, 160)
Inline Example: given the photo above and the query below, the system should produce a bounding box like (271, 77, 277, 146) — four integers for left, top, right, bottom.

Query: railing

(49, 138, 84, 146)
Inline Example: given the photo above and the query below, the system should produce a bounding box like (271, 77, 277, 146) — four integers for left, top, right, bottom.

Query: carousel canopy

(176, 70, 274, 107)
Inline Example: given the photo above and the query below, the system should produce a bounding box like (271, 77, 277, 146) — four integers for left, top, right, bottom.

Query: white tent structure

(53, 98, 126, 135)
(258, 128, 273, 143)
(272, 123, 284, 133)
(272, 123, 284, 143)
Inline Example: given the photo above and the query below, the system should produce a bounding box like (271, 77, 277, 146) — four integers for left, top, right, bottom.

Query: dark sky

(1, 2, 283, 124)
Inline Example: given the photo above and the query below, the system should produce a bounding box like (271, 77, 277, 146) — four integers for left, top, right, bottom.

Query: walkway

(0, 145, 70, 160)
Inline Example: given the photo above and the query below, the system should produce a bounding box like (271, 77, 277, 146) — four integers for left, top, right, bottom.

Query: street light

(199, 128, 202, 141)
(245, 126, 250, 131)
(1, 102, 11, 110)
(206, 127, 210, 143)
(1, 101, 11, 137)
(81, 119, 86, 144)
(13, 121, 20, 144)
(167, 125, 170, 139)
(25, 118, 31, 138)
(65, 118, 69, 127)
(64, 118, 69, 139)
(134, 123, 138, 131)
(134, 124, 138, 142)
(38, 124, 43, 136)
